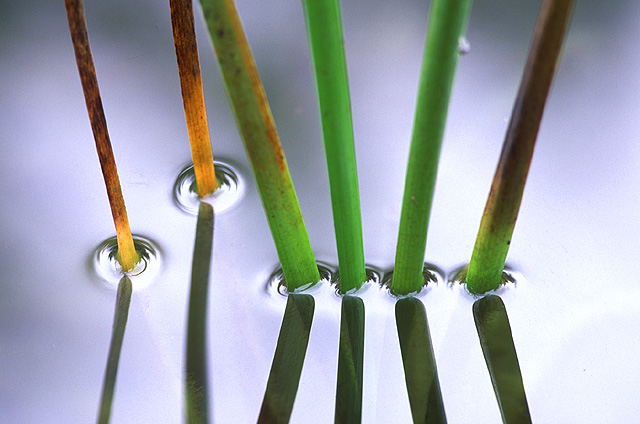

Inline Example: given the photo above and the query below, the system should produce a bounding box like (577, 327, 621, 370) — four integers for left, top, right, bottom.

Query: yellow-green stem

(199, 0, 319, 290)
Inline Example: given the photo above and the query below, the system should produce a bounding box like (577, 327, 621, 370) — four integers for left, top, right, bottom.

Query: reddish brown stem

(64, 0, 139, 271)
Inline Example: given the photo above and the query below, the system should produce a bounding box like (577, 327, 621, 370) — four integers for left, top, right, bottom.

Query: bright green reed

(392, 0, 473, 295)
(301, 0, 366, 293)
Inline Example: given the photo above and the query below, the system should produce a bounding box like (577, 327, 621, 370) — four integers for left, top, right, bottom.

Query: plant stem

(170, 0, 218, 197)
(301, 0, 366, 293)
(258, 294, 315, 423)
(392, 0, 473, 295)
(465, 0, 574, 293)
(473, 295, 531, 424)
(64, 0, 139, 272)
(199, 0, 319, 290)
(334, 295, 365, 423)
(97, 276, 132, 424)
(185, 202, 214, 424)
(395, 297, 446, 424)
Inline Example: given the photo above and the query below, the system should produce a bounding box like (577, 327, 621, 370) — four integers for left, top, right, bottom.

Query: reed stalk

(465, 0, 575, 293)
(301, 0, 366, 293)
(64, 0, 139, 271)
(199, 0, 319, 290)
(170, 0, 218, 197)
(392, 0, 473, 294)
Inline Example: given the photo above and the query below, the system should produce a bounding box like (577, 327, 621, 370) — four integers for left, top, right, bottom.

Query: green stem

(185, 202, 214, 424)
(392, 0, 473, 295)
(334, 295, 365, 423)
(258, 294, 315, 424)
(465, 0, 574, 293)
(301, 0, 366, 293)
(97, 276, 132, 424)
(199, 0, 319, 290)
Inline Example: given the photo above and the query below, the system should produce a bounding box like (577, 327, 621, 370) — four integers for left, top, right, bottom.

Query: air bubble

(458, 35, 471, 55)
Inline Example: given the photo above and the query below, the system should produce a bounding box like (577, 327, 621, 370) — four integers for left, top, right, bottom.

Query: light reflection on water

(1, 0, 640, 423)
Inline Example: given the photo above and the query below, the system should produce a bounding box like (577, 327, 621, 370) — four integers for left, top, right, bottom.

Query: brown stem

(466, 0, 575, 293)
(170, 0, 218, 197)
(64, 0, 139, 271)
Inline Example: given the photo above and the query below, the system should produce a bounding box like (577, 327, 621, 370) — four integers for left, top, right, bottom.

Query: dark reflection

(258, 294, 315, 424)
(185, 202, 214, 424)
(335, 295, 365, 424)
(473, 295, 531, 424)
(395, 297, 447, 424)
(98, 275, 132, 424)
